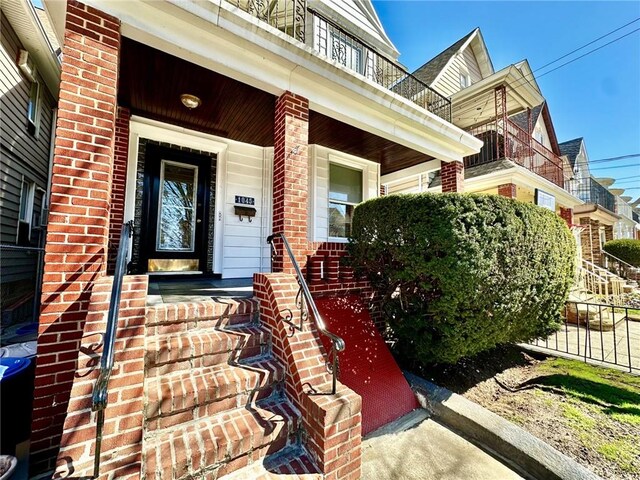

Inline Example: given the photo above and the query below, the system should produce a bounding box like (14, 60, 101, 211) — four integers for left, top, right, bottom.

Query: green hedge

(603, 239, 640, 267)
(347, 193, 576, 365)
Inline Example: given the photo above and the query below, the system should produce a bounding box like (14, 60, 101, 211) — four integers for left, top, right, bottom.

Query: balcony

(223, 0, 451, 122)
(567, 177, 616, 213)
(463, 118, 564, 187)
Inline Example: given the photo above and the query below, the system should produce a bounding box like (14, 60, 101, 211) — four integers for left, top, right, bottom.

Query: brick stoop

(142, 299, 319, 479)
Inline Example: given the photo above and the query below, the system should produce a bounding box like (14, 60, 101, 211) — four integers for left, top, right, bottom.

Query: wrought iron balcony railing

(223, 1, 451, 122)
(566, 177, 616, 213)
(463, 118, 564, 187)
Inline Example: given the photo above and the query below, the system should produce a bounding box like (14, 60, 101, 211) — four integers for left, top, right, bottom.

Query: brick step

(145, 356, 286, 431)
(146, 298, 259, 336)
(145, 326, 270, 377)
(143, 396, 301, 480)
(219, 444, 322, 480)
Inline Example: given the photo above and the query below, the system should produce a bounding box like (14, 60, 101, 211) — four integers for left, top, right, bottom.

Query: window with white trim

(459, 72, 471, 88)
(328, 163, 362, 238)
(27, 80, 41, 136)
(17, 178, 35, 244)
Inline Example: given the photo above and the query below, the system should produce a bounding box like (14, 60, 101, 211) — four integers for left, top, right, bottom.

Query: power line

(590, 164, 640, 170)
(533, 18, 640, 73)
(588, 154, 640, 164)
(536, 27, 640, 80)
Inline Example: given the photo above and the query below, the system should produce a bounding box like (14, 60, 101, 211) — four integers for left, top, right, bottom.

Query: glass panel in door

(157, 161, 198, 252)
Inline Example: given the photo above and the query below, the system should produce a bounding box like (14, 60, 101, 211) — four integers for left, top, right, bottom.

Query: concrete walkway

(362, 410, 523, 480)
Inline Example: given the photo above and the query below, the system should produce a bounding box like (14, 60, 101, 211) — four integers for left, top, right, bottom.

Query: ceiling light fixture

(180, 93, 201, 109)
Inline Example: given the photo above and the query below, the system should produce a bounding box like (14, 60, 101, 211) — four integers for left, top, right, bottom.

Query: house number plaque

(235, 195, 255, 206)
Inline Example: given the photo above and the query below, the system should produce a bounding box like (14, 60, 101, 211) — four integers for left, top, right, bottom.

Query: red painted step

(314, 295, 419, 436)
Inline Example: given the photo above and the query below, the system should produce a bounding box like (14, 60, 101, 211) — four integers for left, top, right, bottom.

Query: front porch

(31, 0, 484, 476)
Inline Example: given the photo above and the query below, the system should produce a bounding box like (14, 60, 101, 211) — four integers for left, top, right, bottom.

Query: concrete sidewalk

(362, 410, 523, 480)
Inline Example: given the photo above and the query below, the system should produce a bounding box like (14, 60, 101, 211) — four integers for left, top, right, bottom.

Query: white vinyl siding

(432, 45, 483, 97)
(221, 143, 273, 278)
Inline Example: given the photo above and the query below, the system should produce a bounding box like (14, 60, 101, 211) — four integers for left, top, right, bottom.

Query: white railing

(578, 259, 625, 306)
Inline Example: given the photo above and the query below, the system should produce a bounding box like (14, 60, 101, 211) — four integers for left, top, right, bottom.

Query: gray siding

(0, 12, 54, 284)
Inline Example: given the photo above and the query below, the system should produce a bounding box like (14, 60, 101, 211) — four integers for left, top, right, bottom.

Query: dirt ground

(423, 345, 640, 480)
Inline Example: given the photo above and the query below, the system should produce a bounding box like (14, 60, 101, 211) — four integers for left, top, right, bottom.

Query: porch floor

(147, 277, 253, 305)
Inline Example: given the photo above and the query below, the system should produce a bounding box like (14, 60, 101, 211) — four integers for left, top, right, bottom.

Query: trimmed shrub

(347, 193, 576, 365)
(603, 239, 640, 267)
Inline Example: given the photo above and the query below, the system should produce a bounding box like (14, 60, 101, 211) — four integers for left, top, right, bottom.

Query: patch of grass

(561, 403, 595, 431)
(597, 438, 640, 473)
(535, 358, 640, 427)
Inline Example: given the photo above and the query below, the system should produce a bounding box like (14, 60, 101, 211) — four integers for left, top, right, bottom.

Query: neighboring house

(0, 0, 60, 348)
(381, 28, 581, 222)
(560, 137, 620, 264)
(613, 195, 638, 240)
(31, 0, 482, 477)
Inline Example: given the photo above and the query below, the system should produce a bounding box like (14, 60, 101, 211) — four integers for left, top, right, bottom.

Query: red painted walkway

(315, 295, 419, 436)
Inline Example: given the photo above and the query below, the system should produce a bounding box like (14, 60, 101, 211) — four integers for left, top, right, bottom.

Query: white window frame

(17, 177, 36, 243)
(459, 72, 470, 88)
(27, 79, 41, 137)
(327, 162, 368, 242)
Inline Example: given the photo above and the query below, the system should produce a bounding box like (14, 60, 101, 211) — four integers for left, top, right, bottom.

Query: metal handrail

(267, 233, 345, 395)
(601, 250, 638, 277)
(91, 220, 133, 478)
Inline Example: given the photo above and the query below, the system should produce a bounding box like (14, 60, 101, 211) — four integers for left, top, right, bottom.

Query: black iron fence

(223, 0, 451, 122)
(565, 177, 616, 214)
(527, 301, 639, 373)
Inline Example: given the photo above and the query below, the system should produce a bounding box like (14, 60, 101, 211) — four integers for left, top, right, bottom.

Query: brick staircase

(142, 299, 321, 479)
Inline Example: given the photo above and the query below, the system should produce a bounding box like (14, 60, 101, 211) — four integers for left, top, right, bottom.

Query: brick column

(441, 161, 464, 193)
(31, 1, 120, 473)
(604, 225, 613, 243)
(559, 207, 573, 226)
(497, 183, 517, 199)
(107, 107, 131, 273)
(272, 91, 309, 272)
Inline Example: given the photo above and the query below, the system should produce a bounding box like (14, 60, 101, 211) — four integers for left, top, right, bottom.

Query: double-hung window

(328, 163, 362, 239)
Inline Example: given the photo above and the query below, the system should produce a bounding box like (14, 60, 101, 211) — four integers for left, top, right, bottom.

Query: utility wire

(590, 164, 640, 170)
(533, 17, 640, 73)
(536, 27, 640, 80)
(588, 154, 640, 164)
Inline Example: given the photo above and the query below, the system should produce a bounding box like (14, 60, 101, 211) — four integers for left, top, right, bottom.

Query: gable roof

(558, 137, 584, 169)
(308, 0, 400, 60)
(509, 103, 543, 133)
(412, 29, 476, 86)
(412, 27, 494, 89)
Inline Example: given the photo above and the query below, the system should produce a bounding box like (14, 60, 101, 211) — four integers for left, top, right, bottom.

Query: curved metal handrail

(91, 220, 133, 478)
(601, 249, 637, 276)
(267, 233, 345, 394)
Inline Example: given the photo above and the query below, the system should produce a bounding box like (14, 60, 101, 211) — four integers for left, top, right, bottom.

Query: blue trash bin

(0, 357, 35, 455)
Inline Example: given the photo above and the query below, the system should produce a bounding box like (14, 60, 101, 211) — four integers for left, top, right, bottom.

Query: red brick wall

(272, 91, 309, 273)
(31, 1, 120, 473)
(559, 207, 573, 226)
(497, 183, 517, 199)
(107, 107, 131, 274)
(254, 273, 362, 479)
(54, 276, 147, 480)
(441, 161, 464, 193)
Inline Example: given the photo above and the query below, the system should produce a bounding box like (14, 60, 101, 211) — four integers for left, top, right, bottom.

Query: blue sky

(373, 1, 640, 202)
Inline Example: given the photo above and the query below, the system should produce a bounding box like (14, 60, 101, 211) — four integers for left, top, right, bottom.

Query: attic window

(459, 72, 471, 88)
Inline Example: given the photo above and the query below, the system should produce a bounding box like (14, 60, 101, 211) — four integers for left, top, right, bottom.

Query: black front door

(140, 144, 211, 273)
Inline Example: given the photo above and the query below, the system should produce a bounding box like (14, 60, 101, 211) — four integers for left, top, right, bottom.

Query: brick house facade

(31, 0, 482, 477)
